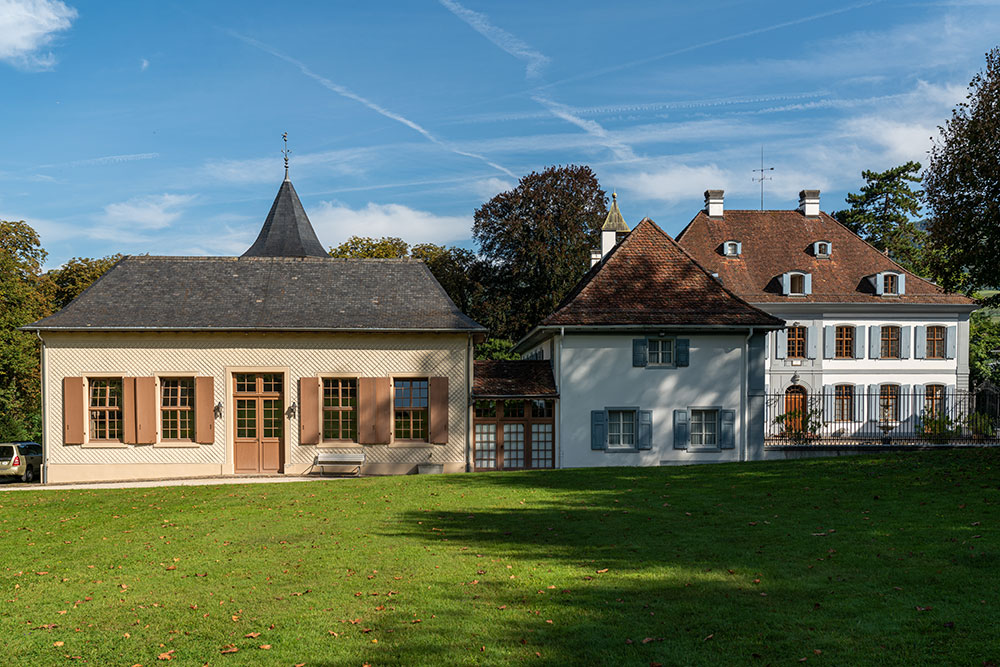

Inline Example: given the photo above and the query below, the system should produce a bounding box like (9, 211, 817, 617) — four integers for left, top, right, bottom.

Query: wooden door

(784, 386, 807, 433)
(233, 373, 284, 474)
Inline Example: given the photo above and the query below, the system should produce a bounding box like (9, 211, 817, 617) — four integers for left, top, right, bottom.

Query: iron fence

(763, 386, 1000, 446)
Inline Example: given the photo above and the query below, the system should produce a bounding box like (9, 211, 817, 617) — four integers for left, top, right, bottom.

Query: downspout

(557, 326, 564, 468)
(742, 327, 754, 463)
(36, 330, 47, 484)
(466, 333, 473, 473)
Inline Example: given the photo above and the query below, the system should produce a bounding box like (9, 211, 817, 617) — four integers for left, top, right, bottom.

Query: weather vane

(282, 132, 291, 180)
(752, 145, 774, 210)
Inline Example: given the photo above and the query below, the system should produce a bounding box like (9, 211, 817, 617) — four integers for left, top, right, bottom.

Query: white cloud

(309, 201, 472, 247)
(202, 147, 372, 185)
(625, 165, 733, 204)
(140, 57, 148, 71)
(0, 0, 77, 70)
(102, 194, 195, 231)
(470, 177, 514, 199)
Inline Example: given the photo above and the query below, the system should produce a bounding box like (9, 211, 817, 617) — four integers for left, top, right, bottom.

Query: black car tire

(22, 466, 33, 483)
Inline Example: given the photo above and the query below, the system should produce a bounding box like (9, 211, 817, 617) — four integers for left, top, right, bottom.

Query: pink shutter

(63, 377, 85, 445)
(374, 378, 392, 444)
(428, 377, 449, 444)
(357, 377, 376, 445)
(135, 377, 157, 444)
(195, 376, 215, 444)
(122, 377, 137, 444)
(299, 377, 320, 445)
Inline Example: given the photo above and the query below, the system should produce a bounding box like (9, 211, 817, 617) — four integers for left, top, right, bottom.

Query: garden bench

(314, 451, 365, 477)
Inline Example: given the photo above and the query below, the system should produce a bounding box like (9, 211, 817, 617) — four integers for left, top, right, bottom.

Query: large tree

(329, 236, 410, 259)
(473, 165, 607, 340)
(832, 161, 927, 275)
(47, 254, 123, 310)
(924, 47, 1000, 302)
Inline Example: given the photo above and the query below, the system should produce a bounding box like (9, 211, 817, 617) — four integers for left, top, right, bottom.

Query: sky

(2, 0, 999, 268)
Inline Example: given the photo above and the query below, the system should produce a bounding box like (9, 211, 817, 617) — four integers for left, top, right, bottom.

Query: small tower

(601, 192, 630, 258)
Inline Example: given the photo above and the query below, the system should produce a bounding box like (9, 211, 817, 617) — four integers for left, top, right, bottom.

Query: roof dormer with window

(723, 240, 742, 257)
(813, 240, 832, 258)
(873, 271, 905, 296)
(781, 271, 811, 296)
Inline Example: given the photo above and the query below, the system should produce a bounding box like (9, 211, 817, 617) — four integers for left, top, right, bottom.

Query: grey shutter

(946, 326, 957, 359)
(637, 410, 652, 450)
(875, 272, 885, 296)
(807, 325, 818, 359)
(915, 325, 926, 359)
(676, 339, 690, 367)
(900, 384, 911, 420)
(673, 410, 689, 450)
(822, 385, 835, 421)
(804, 273, 813, 295)
(781, 272, 791, 295)
(898, 273, 906, 295)
(868, 384, 879, 422)
(590, 410, 606, 450)
(900, 326, 911, 359)
(855, 325, 866, 359)
(736, 242, 742, 255)
(776, 329, 788, 359)
(824, 326, 835, 359)
(944, 385, 956, 420)
(913, 384, 924, 420)
(869, 325, 880, 359)
(720, 410, 735, 449)
(632, 338, 648, 367)
(854, 384, 865, 421)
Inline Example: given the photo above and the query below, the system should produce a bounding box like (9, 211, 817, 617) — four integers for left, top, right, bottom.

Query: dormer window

(782, 271, 812, 296)
(813, 241, 831, 258)
(874, 271, 905, 296)
(724, 241, 741, 257)
(884, 273, 898, 294)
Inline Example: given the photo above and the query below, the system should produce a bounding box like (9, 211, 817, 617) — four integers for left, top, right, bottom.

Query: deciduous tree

(328, 236, 410, 259)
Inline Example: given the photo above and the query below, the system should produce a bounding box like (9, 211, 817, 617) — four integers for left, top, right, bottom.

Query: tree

(474, 338, 520, 361)
(924, 47, 1000, 303)
(0, 220, 49, 441)
(48, 254, 123, 310)
(329, 236, 410, 259)
(969, 309, 1000, 387)
(473, 165, 607, 340)
(410, 243, 487, 317)
(832, 161, 927, 275)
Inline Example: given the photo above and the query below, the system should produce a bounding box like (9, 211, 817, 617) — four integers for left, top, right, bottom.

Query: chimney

(798, 189, 820, 217)
(704, 190, 724, 217)
(590, 250, 602, 267)
(599, 192, 630, 260)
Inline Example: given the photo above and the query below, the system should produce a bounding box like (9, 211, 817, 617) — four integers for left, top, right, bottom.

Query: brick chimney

(704, 190, 724, 217)
(798, 189, 820, 217)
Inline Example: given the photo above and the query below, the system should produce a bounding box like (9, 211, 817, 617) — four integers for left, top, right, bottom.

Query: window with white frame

(690, 409, 719, 448)
(607, 410, 636, 448)
(724, 241, 740, 257)
(648, 338, 674, 366)
(789, 273, 806, 295)
(834, 385, 854, 422)
(883, 273, 899, 295)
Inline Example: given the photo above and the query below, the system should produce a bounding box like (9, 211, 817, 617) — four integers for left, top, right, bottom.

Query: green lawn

(1, 451, 998, 666)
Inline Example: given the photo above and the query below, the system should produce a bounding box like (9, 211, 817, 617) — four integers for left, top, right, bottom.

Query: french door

(233, 373, 284, 473)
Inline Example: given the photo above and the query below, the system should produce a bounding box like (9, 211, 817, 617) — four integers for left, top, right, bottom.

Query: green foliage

(919, 409, 959, 444)
(47, 254, 123, 310)
(328, 235, 410, 258)
(773, 407, 823, 443)
(925, 48, 1000, 303)
(832, 161, 928, 275)
(473, 165, 607, 340)
(965, 411, 996, 438)
(474, 338, 520, 361)
(411, 243, 488, 318)
(969, 309, 1000, 386)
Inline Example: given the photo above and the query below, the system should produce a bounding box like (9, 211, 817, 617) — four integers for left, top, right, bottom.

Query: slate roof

(473, 361, 558, 398)
(675, 210, 975, 305)
(536, 218, 783, 328)
(242, 179, 328, 258)
(27, 256, 485, 332)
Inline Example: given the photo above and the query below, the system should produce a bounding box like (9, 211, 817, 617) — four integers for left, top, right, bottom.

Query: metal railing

(763, 387, 1000, 446)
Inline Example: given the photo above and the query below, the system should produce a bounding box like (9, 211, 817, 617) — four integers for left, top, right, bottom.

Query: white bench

(314, 451, 365, 477)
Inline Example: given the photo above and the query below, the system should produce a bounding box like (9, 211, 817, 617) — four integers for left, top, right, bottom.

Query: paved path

(0, 475, 350, 492)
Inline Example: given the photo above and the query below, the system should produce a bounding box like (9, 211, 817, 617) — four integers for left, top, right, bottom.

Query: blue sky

(2, 0, 999, 268)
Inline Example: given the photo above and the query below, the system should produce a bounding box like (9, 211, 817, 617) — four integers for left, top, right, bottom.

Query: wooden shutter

(822, 384, 835, 421)
(912, 384, 924, 420)
(806, 326, 818, 359)
(63, 377, 86, 445)
(428, 377, 449, 444)
(868, 384, 879, 423)
(823, 326, 835, 359)
(298, 377, 320, 445)
(946, 325, 957, 359)
(914, 325, 926, 359)
(135, 377, 157, 444)
(720, 409, 736, 449)
(632, 339, 648, 367)
(672, 410, 689, 450)
(122, 378, 137, 444)
(195, 376, 215, 444)
(900, 384, 911, 420)
(898, 274, 906, 295)
(357, 377, 376, 444)
(676, 339, 690, 367)
(781, 272, 791, 295)
(900, 326, 911, 359)
(374, 377, 392, 444)
(803, 273, 813, 295)
(854, 325, 866, 359)
(637, 410, 652, 450)
(853, 384, 865, 421)
(875, 272, 885, 295)
(590, 410, 606, 450)
(775, 329, 787, 359)
(869, 325, 880, 359)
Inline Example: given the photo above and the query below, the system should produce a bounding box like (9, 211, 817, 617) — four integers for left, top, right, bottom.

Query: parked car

(0, 442, 42, 483)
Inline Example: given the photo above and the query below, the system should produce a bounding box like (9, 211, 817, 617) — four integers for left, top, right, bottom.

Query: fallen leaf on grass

(596, 568, 609, 574)
(53, 641, 64, 647)
(244, 632, 260, 638)
(157, 650, 174, 660)
(704, 634, 714, 641)
(220, 645, 238, 654)
(259, 645, 271, 650)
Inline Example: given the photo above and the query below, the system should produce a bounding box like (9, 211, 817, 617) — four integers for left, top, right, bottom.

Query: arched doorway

(784, 386, 807, 433)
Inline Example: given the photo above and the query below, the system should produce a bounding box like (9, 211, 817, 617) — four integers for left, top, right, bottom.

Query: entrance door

(784, 386, 807, 433)
(233, 373, 284, 474)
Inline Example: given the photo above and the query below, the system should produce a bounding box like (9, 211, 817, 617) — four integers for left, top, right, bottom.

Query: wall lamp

(214, 402, 224, 418)
(286, 401, 298, 419)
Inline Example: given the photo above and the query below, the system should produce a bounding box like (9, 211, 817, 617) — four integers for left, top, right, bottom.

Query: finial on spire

(612, 191, 617, 201)
(282, 132, 291, 181)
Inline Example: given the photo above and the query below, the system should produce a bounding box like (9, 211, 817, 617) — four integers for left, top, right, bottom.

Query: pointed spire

(602, 191, 629, 232)
(242, 178, 327, 258)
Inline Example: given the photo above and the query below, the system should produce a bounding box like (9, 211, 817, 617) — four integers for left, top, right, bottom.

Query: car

(0, 442, 43, 483)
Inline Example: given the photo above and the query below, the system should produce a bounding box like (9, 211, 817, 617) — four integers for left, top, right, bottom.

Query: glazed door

(233, 373, 284, 474)
(784, 386, 807, 433)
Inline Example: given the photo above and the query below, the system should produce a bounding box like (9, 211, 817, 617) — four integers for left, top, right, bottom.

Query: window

(835, 326, 854, 359)
(724, 241, 740, 256)
(690, 409, 719, 448)
(787, 326, 807, 358)
(925, 384, 945, 418)
(834, 385, 854, 422)
(879, 385, 900, 423)
(881, 325, 901, 359)
(524, 349, 544, 361)
(323, 378, 357, 441)
(503, 400, 525, 419)
(394, 379, 428, 441)
(531, 400, 554, 418)
(815, 241, 831, 257)
(160, 378, 194, 441)
(89, 378, 123, 441)
(789, 273, 806, 295)
(926, 326, 946, 359)
(883, 273, 899, 295)
(474, 400, 497, 419)
(648, 338, 674, 366)
(607, 410, 636, 448)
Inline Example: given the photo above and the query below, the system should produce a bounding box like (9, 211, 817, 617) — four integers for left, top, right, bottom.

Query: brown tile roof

(539, 218, 783, 327)
(473, 360, 558, 398)
(676, 210, 975, 305)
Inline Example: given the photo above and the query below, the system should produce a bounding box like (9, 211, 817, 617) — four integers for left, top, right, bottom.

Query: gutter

(21, 326, 488, 334)
(513, 322, 784, 354)
(742, 327, 754, 463)
(36, 330, 47, 485)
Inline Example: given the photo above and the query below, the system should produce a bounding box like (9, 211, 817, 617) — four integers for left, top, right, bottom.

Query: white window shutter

(804, 273, 812, 295)
(875, 272, 885, 296)
(824, 326, 835, 359)
(900, 325, 911, 359)
(781, 272, 791, 296)
(822, 385, 835, 421)
(854, 384, 865, 421)
(807, 325, 818, 359)
(776, 329, 787, 359)
(869, 325, 880, 359)
(946, 325, 957, 359)
(855, 325, 866, 359)
(898, 274, 906, 295)
(915, 325, 926, 359)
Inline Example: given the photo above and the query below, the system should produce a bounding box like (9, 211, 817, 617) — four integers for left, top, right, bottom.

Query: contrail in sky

(36, 153, 160, 169)
(230, 32, 516, 179)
